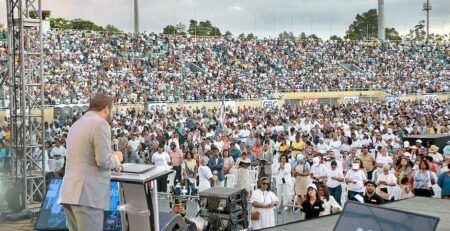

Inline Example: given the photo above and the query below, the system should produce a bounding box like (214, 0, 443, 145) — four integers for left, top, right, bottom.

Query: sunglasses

(261, 182, 269, 185)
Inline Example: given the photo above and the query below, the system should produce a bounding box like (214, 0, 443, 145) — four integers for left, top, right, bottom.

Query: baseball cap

(307, 183, 317, 191)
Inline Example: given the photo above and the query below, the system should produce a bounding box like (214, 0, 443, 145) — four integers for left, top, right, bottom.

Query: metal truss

(3, 0, 45, 211)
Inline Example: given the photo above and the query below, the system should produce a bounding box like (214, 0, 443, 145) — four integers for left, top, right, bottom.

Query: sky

(1, 0, 449, 39)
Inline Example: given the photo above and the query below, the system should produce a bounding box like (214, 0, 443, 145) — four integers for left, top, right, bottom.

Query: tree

(187, 19, 221, 36)
(408, 21, 426, 41)
(246, 33, 256, 40)
(308, 34, 319, 40)
(345, 9, 378, 40)
(385, 27, 400, 40)
(238, 33, 246, 39)
(330, 35, 343, 41)
(105, 24, 121, 33)
(223, 31, 233, 38)
(278, 31, 295, 40)
(299, 32, 308, 40)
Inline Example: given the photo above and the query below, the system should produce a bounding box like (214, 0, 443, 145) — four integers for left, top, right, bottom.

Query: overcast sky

(1, 0, 449, 38)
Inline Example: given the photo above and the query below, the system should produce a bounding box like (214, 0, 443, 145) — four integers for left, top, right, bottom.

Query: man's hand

(113, 151, 123, 162)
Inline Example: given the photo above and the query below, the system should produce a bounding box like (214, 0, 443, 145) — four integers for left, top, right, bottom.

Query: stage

(260, 197, 450, 231)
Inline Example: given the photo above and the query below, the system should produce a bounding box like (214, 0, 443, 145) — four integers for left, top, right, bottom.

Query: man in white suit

(59, 95, 123, 231)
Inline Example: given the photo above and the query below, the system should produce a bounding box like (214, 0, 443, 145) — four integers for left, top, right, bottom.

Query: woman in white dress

(272, 154, 293, 209)
(250, 177, 279, 230)
(198, 158, 213, 193)
(235, 152, 252, 197)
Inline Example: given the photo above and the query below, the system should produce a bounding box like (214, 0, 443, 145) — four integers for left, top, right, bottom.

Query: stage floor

(261, 197, 450, 231)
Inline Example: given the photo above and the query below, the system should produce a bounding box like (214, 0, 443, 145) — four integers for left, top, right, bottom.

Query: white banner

(223, 101, 236, 110)
(343, 97, 359, 105)
(423, 95, 438, 102)
(262, 100, 278, 108)
(385, 96, 400, 104)
(149, 103, 168, 112)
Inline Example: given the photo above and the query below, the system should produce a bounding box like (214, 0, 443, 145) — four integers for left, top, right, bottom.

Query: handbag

(251, 211, 260, 220)
(251, 191, 267, 221)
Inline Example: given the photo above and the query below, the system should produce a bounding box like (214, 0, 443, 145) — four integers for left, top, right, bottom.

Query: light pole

(423, 0, 432, 42)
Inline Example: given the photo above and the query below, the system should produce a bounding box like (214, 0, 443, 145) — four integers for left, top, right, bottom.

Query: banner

(385, 96, 400, 104)
(149, 103, 168, 112)
(423, 95, 438, 102)
(262, 100, 278, 108)
(223, 101, 236, 110)
(343, 97, 359, 105)
(303, 98, 319, 106)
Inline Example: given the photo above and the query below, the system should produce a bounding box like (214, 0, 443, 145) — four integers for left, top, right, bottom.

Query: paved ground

(0, 219, 35, 231)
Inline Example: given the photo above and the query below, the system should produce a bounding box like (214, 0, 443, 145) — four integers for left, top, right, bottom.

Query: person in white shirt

(328, 134, 342, 157)
(151, 145, 171, 192)
(49, 140, 66, 172)
(326, 160, 345, 206)
(345, 160, 367, 201)
(428, 145, 444, 174)
(311, 157, 328, 184)
(375, 147, 393, 177)
(382, 128, 396, 142)
(376, 164, 401, 201)
(198, 158, 213, 193)
(317, 138, 329, 155)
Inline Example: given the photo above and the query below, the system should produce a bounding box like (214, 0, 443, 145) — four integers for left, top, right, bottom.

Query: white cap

(404, 141, 410, 148)
(416, 139, 422, 143)
(313, 157, 320, 166)
(404, 152, 411, 157)
(307, 183, 317, 191)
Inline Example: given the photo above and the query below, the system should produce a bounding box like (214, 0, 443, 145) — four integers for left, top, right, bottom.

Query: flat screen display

(334, 201, 439, 231)
(34, 179, 121, 231)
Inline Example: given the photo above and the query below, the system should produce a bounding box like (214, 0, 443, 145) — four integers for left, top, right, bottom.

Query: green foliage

(163, 23, 186, 35)
(223, 31, 233, 38)
(345, 9, 378, 40)
(187, 20, 221, 36)
(278, 31, 295, 40)
(330, 35, 343, 41)
(385, 28, 400, 40)
(408, 21, 426, 41)
(49, 17, 121, 32)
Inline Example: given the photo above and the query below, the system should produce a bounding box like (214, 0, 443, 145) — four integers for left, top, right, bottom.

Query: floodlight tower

(423, 0, 432, 42)
(378, 0, 385, 41)
(134, 0, 139, 33)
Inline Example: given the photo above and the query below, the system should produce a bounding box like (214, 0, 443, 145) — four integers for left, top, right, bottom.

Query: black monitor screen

(334, 201, 439, 231)
(34, 179, 121, 231)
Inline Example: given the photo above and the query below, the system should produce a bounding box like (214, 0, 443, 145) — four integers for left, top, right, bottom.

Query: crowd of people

(1, 29, 449, 106)
(2, 98, 448, 229)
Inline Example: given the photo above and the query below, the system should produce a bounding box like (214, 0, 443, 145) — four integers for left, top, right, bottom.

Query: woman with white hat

(300, 183, 325, 220)
(428, 145, 443, 175)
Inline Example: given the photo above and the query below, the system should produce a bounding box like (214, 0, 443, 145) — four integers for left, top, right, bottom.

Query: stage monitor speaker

(334, 201, 440, 231)
(159, 212, 187, 231)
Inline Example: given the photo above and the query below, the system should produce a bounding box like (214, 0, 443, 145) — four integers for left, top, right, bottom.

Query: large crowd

(1, 29, 449, 105)
(1, 28, 450, 230)
(1, 98, 449, 229)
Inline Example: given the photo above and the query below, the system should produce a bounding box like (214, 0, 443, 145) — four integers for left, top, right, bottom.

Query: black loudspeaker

(198, 187, 249, 231)
(5, 182, 25, 213)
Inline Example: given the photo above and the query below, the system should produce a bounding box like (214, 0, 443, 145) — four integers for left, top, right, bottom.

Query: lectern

(111, 163, 186, 231)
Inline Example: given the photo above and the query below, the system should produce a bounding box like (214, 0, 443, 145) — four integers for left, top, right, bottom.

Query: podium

(111, 164, 186, 231)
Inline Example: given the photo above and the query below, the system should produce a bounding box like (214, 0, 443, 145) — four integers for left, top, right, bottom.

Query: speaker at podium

(35, 164, 186, 231)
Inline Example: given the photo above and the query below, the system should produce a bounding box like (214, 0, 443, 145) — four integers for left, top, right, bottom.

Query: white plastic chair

(248, 170, 258, 192)
(225, 174, 237, 188)
(166, 171, 176, 193)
